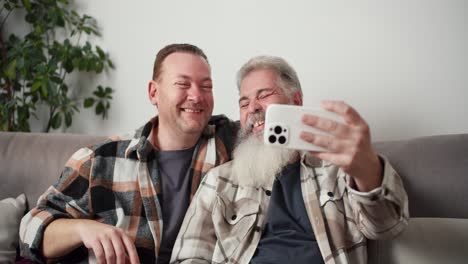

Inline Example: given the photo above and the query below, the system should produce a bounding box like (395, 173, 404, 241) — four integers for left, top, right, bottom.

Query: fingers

(121, 233, 139, 264)
(302, 114, 350, 138)
(104, 230, 138, 264)
(320, 100, 365, 126)
(109, 231, 127, 264)
(91, 241, 106, 264)
(101, 236, 116, 264)
(300, 131, 352, 153)
(81, 222, 139, 264)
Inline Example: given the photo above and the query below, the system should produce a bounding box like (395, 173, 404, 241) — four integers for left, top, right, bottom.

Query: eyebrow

(238, 87, 274, 104)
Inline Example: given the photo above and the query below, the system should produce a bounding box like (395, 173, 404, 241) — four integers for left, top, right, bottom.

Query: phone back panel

(263, 104, 344, 152)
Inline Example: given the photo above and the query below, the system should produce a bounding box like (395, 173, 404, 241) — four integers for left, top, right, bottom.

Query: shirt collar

(300, 151, 325, 168)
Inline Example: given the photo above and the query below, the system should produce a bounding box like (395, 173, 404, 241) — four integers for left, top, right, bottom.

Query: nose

(247, 98, 261, 113)
(187, 85, 202, 103)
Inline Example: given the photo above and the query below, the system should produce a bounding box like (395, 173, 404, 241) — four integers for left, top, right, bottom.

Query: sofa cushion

(368, 217, 468, 264)
(0, 194, 27, 264)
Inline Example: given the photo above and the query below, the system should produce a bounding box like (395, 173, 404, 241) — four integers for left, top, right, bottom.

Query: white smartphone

(263, 104, 345, 152)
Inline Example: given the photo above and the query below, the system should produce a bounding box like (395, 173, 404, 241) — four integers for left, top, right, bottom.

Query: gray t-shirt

(152, 146, 195, 264)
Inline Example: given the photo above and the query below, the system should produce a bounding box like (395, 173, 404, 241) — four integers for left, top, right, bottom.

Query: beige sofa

(1, 132, 467, 263)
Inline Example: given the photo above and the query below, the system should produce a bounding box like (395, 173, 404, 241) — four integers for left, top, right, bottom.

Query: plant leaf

(32, 81, 41, 92)
(5, 59, 17, 80)
(51, 113, 62, 129)
(21, 0, 32, 11)
(96, 101, 104, 115)
(83, 97, 95, 108)
(64, 112, 72, 127)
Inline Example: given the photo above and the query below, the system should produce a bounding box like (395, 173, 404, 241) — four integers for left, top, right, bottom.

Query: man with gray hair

(170, 55, 409, 263)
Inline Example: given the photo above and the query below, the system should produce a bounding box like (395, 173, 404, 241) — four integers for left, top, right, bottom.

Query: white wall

(11, 0, 468, 140)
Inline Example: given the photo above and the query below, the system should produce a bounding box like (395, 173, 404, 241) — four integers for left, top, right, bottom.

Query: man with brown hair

(19, 44, 238, 264)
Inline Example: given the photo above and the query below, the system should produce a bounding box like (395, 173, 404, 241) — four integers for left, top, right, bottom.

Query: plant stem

(45, 106, 56, 132)
(0, 10, 12, 31)
(0, 25, 13, 130)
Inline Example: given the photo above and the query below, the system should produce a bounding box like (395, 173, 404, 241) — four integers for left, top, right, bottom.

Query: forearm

(353, 155, 383, 192)
(42, 218, 88, 259)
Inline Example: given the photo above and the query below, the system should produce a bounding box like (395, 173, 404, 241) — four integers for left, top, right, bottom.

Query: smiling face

(239, 69, 293, 136)
(149, 52, 213, 138)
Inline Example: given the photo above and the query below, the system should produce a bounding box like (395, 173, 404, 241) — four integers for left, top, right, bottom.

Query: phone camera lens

(269, 135, 277, 143)
(274, 126, 282, 134)
(278, 136, 286, 144)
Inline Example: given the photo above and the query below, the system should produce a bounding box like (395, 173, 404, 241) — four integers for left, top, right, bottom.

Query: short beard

(231, 129, 296, 188)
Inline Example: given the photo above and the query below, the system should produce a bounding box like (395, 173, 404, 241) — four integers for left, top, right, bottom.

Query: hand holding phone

(263, 104, 345, 152)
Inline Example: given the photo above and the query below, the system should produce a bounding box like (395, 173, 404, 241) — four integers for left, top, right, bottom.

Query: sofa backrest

(0, 132, 106, 204)
(370, 133, 468, 264)
(1, 132, 467, 215)
(374, 133, 468, 218)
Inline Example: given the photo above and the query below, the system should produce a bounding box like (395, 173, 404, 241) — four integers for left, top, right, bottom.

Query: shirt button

(327, 191, 334, 197)
(254, 226, 261, 232)
(231, 214, 237, 220)
(265, 190, 272, 196)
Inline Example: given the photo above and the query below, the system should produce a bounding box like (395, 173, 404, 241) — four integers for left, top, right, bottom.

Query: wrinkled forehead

(239, 69, 280, 94)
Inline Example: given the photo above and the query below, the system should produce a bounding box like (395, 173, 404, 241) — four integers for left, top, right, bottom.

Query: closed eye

(175, 82, 190, 88)
(201, 85, 212, 90)
(239, 100, 249, 108)
(258, 90, 274, 100)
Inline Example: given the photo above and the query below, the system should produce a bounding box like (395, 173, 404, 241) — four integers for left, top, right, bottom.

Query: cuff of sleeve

(20, 210, 70, 264)
(346, 155, 396, 205)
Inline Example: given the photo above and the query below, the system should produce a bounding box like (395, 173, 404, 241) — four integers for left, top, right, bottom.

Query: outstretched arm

(300, 100, 408, 239)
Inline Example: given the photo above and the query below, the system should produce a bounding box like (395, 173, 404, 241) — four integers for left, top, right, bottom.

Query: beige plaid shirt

(171, 153, 409, 264)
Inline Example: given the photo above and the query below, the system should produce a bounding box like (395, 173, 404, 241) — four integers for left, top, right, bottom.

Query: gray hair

(236, 55, 302, 97)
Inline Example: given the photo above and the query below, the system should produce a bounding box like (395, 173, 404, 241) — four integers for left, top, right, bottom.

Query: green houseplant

(0, 0, 114, 132)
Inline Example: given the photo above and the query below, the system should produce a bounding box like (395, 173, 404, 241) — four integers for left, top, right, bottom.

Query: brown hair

(152, 43, 209, 81)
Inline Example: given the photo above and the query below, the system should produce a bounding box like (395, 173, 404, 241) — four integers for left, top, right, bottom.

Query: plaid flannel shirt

(19, 115, 238, 263)
(171, 153, 409, 264)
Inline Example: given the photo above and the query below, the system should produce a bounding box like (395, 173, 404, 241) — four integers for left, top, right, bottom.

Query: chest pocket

(212, 194, 260, 260)
(318, 175, 364, 249)
(318, 174, 346, 209)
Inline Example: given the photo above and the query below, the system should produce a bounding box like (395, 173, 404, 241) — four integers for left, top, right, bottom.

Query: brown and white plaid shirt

(171, 153, 409, 264)
(19, 115, 238, 263)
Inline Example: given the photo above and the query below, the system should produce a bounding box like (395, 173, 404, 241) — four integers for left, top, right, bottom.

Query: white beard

(231, 133, 296, 188)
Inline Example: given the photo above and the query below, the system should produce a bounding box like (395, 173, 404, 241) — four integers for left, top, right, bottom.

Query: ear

(291, 91, 303, 106)
(148, 80, 159, 106)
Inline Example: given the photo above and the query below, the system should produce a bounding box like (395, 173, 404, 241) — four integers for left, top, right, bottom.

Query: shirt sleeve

(170, 170, 219, 264)
(346, 155, 410, 240)
(19, 147, 95, 263)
